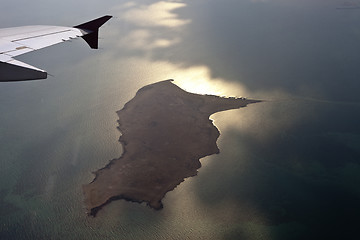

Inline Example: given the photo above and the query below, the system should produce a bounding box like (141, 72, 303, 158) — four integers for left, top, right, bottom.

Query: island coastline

(83, 79, 262, 216)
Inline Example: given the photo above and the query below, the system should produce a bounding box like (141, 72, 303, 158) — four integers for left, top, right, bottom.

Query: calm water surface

(1, 0, 360, 239)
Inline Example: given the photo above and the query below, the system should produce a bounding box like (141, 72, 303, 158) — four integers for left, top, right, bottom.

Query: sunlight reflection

(121, 1, 191, 28)
(211, 94, 310, 144)
(119, 29, 180, 50)
(69, 49, 305, 146)
(162, 175, 271, 239)
(173, 66, 248, 96)
(111, 1, 190, 53)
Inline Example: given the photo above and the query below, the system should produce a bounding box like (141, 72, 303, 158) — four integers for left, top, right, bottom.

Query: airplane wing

(0, 15, 112, 82)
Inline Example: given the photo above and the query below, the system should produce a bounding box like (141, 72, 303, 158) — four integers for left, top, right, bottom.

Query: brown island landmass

(83, 79, 261, 216)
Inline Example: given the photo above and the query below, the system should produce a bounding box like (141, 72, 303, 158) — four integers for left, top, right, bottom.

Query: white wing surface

(0, 15, 112, 82)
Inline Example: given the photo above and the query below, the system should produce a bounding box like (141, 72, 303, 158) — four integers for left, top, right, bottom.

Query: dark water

(1, 0, 360, 239)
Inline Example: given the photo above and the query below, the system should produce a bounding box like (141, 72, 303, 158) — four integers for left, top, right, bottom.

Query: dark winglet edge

(74, 15, 112, 49)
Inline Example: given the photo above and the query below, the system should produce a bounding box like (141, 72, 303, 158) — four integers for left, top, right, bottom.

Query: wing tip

(73, 15, 113, 31)
(74, 15, 113, 49)
(0, 61, 47, 82)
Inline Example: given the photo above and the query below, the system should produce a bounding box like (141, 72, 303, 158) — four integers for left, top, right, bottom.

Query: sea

(1, 0, 360, 239)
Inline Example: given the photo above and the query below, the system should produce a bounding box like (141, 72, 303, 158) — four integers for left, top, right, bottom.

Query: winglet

(74, 15, 112, 49)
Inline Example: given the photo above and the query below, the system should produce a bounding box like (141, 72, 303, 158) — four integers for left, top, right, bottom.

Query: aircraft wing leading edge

(0, 15, 112, 82)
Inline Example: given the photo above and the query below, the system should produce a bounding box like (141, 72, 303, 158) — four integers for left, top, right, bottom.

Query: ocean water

(1, 0, 360, 239)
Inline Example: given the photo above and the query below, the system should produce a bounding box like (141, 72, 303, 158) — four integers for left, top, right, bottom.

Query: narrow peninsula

(83, 80, 261, 216)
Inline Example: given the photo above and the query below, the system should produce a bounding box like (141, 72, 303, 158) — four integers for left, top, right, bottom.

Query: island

(83, 80, 261, 216)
